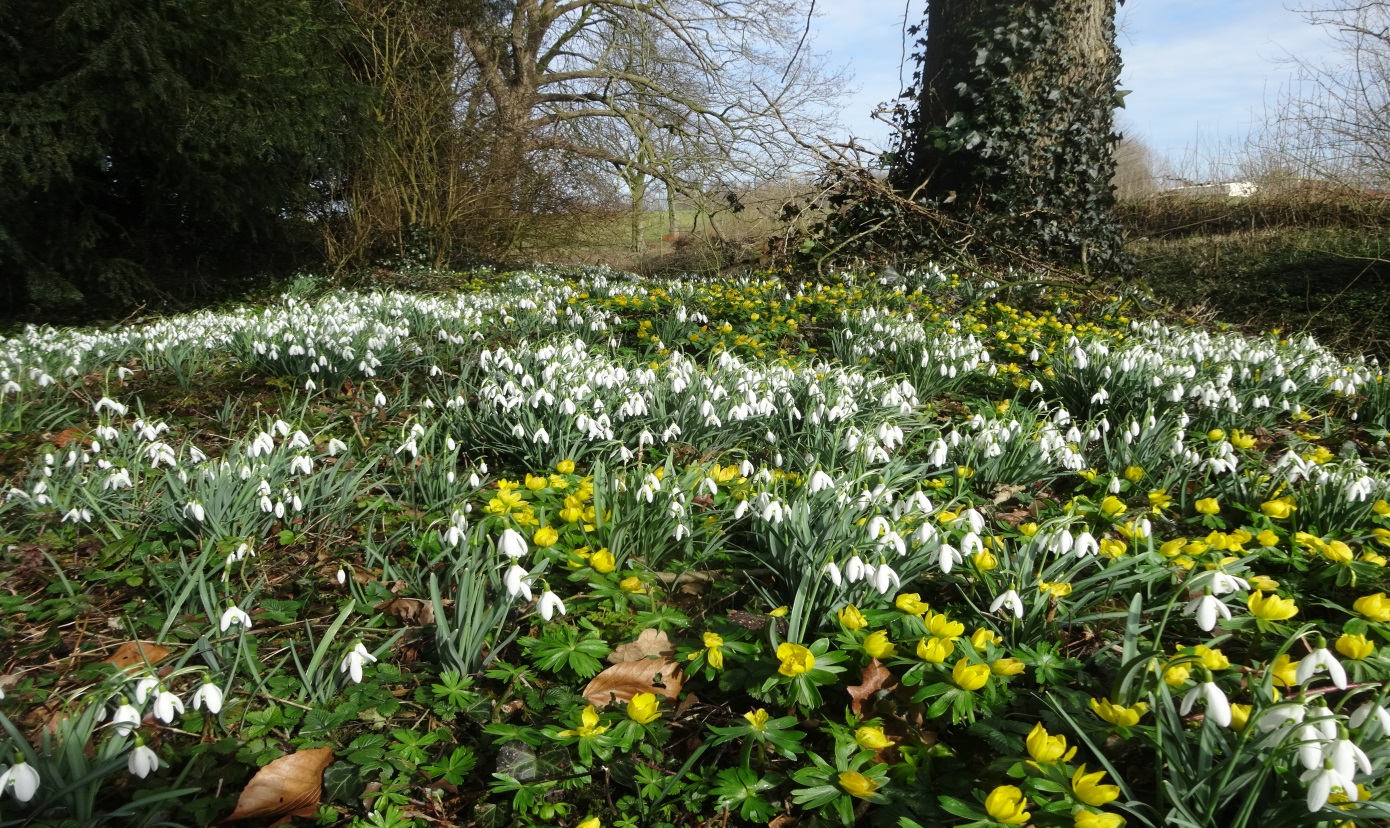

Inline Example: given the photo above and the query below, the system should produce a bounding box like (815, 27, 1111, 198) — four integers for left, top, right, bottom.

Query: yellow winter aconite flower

(1195, 498, 1221, 515)
(1355, 592, 1390, 622)
(1207, 428, 1226, 441)
(1247, 574, 1280, 592)
(1255, 529, 1280, 548)
(1365, 550, 1388, 566)
(863, 630, 896, 659)
(838, 604, 868, 631)
(1271, 653, 1300, 688)
(1158, 537, 1187, 558)
(619, 576, 645, 593)
(1260, 498, 1296, 519)
(590, 548, 616, 573)
(1019, 522, 1040, 536)
(695, 631, 725, 669)
(1230, 429, 1257, 450)
(1040, 581, 1073, 598)
(952, 658, 991, 691)
(1100, 496, 1127, 517)
(1148, 490, 1172, 510)
(973, 550, 998, 571)
(1295, 531, 1325, 550)
(555, 458, 576, 474)
(984, 785, 1031, 825)
(1072, 764, 1121, 807)
(576, 817, 601, 828)
(1090, 697, 1148, 727)
(559, 506, 585, 523)
(525, 473, 548, 491)
(744, 708, 770, 730)
(1322, 540, 1354, 564)
(1229, 702, 1252, 732)
(992, 658, 1026, 676)
(768, 605, 789, 618)
(925, 612, 965, 640)
(1123, 465, 1145, 483)
(916, 636, 953, 663)
(558, 705, 607, 738)
(532, 526, 559, 547)
(895, 593, 930, 616)
(1163, 663, 1191, 687)
(1075, 810, 1127, 828)
(1337, 633, 1375, 660)
(855, 725, 893, 750)
(1098, 538, 1127, 559)
(837, 770, 880, 799)
(1192, 645, 1230, 671)
(1248, 591, 1298, 621)
(972, 627, 1002, 650)
(776, 642, 816, 677)
(627, 692, 661, 724)
(1026, 722, 1075, 763)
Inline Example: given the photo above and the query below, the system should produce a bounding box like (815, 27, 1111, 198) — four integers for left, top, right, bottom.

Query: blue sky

(809, 0, 1330, 171)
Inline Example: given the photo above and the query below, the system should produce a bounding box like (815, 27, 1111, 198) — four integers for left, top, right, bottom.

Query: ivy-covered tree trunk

(890, 0, 1127, 275)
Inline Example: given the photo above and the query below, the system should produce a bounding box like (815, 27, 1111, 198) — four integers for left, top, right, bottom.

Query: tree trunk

(890, 0, 1127, 274)
(629, 172, 648, 252)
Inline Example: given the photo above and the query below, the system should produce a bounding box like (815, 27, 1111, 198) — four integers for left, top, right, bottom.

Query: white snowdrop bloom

(1302, 762, 1355, 813)
(1349, 700, 1390, 733)
(151, 689, 184, 724)
(220, 605, 252, 633)
(865, 515, 890, 540)
(1048, 530, 1074, 555)
(62, 507, 93, 524)
(872, 563, 901, 595)
(823, 561, 842, 588)
(340, 642, 378, 684)
(94, 396, 128, 416)
(1324, 732, 1373, 782)
(1207, 571, 1249, 596)
(538, 591, 566, 621)
(1073, 532, 1099, 558)
(912, 520, 937, 546)
(532, 427, 550, 445)
(733, 499, 751, 520)
(959, 532, 983, 557)
(1297, 646, 1348, 689)
(504, 565, 533, 601)
(289, 430, 311, 449)
(133, 676, 160, 705)
(326, 438, 347, 456)
(374, 392, 387, 407)
(182, 501, 205, 522)
(761, 500, 784, 524)
(111, 701, 142, 737)
(739, 460, 755, 477)
(0, 760, 40, 802)
(290, 455, 313, 475)
(673, 523, 689, 541)
(1183, 592, 1232, 632)
(501, 531, 538, 562)
(336, 567, 347, 585)
(845, 556, 867, 583)
(879, 530, 906, 557)
(989, 589, 1024, 619)
(191, 682, 225, 715)
(807, 470, 835, 495)
(1180, 680, 1231, 727)
(933, 543, 963, 574)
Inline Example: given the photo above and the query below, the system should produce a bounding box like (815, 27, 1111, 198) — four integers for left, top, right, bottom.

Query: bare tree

(1265, 1, 1390, 187)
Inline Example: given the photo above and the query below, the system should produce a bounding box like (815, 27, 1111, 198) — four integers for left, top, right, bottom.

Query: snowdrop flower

(538, 591, 566, 621)
(1325, 727, 1373, 782)
(0, 759, 40, 802)
(959, 532, 983, 557)
(326, 438, 347, 456)
(807, 470, 835, 494)
(1183, 592, 1231, 633)
(152, 689, 184, 724)
(989, 588, 1024, 619)
(1302, 761, 1356, 813)
(191, 680, 224, 715)
(1297, 638, 1348, 689)
(844, 556, 867, 583)
(339, 642, 377, 684)
(932, 543, 963, 574)
(823, 561, 842, 587)
(111, 700, 141, 737)
(62, 507, 92, 524)
(133, 676, 160, 705)
(1047, 529, 1074, 555)
(498, 528, 528, 560)
(1349, 699, 1390, 733)
(504, 565, 533, 601)
(182, 500, 205, 523)
(1208, 570, 1250, 596)
(220, 604, 252, 633)
(128, 739, 159, 778)
(872, 563, 901, 595)
(336, 567, 347, 585)
(374, 391, 388, 407)
(1180, 676, 1232, 727)
(1073, 531, 1099, 558)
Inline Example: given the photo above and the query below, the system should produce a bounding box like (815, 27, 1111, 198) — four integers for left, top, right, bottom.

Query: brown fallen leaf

(226, 746, 334, 822)
(105, 641, 172, 671)
(606, 628, 675, 664)
(846, 658, 899, 716)
(375, 597, 434, 627)
(583, 656, 683, 706)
